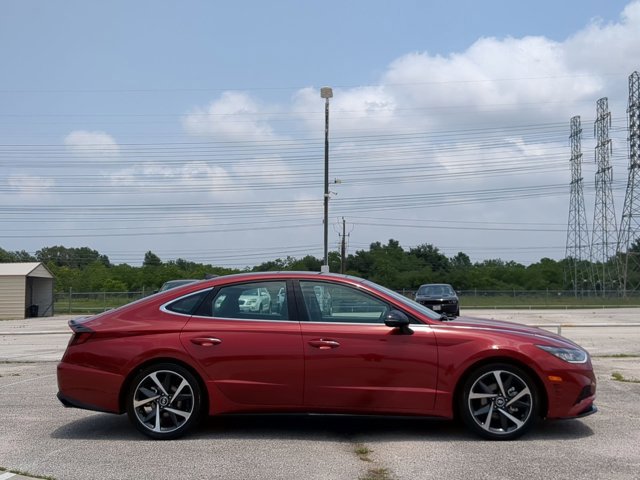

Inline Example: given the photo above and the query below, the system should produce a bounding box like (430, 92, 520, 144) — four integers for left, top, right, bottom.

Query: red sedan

(57, 272, 596, 440)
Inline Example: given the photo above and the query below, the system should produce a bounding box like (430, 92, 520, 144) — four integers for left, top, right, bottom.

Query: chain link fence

(54, 290, 148, 314)
(398, 289, 640, 308)
(53, 288, 640, 315)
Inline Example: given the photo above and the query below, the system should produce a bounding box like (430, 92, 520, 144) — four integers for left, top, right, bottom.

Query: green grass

(53, 294, 144, 314)
(54, 296, 640, 314)
(354, 444, 394, 479)
(354, 444, 372, 462)
(461, 295, 640, 308)
(360, 468, 393, 480)
(51, 290, 640, 314)
(593, 354, 640, 358)
(611, 372, 640, 383)
(611, 371, 640, 383)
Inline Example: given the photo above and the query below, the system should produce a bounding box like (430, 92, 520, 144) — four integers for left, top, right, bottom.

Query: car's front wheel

(126, 363, 202, 440)
(460, 363, 538, 440)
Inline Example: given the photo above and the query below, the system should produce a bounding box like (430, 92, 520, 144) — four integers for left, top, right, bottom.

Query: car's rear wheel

(127, 363, 202, 440)
(460, 363, 538, 440)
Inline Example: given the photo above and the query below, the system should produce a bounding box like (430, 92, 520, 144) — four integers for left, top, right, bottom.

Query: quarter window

(164, 289, 210, 315)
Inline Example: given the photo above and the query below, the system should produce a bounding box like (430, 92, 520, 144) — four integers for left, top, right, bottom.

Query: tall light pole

(320, 86, 333, 273)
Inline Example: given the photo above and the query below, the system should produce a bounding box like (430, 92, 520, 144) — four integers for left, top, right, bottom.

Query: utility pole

(336, 217, 352, 274)
(340, 217, 346, 274)
(320, 86, 333, 273)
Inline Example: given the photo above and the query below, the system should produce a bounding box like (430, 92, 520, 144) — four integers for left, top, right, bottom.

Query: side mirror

(384, 310, 413, 335)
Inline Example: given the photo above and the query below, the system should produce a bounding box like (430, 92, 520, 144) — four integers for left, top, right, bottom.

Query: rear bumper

(57, 361, 124, 414)
(57, 391, 118, 414)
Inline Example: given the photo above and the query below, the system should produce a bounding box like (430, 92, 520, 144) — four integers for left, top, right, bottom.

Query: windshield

(418, 285, 454, 296)
(362, 279, 442, 320)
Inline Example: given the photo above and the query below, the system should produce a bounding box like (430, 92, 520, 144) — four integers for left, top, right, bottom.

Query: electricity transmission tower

(591, 97, 618, 295)
(618, 71, 640, 293)
(565, 116, 591, 296)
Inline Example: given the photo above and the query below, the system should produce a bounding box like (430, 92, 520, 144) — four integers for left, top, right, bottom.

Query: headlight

(536, 345, 588, 364)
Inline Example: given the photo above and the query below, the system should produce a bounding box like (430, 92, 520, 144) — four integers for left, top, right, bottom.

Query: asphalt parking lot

(1, 310, 639, 480)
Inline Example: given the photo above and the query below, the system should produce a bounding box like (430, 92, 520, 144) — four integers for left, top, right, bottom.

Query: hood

(441, 315, 581, 348)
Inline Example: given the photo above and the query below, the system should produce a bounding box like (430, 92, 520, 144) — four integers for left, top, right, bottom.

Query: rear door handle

(190, 337, 222, 347)
(308, 339, 340, 350)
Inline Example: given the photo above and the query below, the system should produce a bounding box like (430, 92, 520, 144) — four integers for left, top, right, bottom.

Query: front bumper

(417, 301, 458, 314)
(545, 367, 597, 419)
(573, 404, 598, 418)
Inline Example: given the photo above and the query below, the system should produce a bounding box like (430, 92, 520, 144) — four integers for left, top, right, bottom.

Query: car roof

(157, 272, 362, 295)
(183, 271, 373, 292)
(208, 271, 353, 282)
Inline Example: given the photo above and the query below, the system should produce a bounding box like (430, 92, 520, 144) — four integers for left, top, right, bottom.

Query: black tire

(126, 363, 202, 440)
(459, 363, 538, 440)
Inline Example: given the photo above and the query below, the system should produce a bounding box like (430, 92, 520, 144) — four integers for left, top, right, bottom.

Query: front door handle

(190, 337, 222, 347)
(308, 339, 340, 350)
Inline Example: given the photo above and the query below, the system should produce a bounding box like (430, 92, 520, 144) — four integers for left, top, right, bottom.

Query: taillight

(67, 317, 95, 346)
(68, 332, 93, 346)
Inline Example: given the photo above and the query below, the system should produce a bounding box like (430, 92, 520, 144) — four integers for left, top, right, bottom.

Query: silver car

(238, 287, 271, 313)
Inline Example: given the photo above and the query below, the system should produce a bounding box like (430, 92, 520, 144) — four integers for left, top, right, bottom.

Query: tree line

(0, 241, 590, 293)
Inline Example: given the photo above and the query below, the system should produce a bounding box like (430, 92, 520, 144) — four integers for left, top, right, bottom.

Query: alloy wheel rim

(133, 370, 195, 434)
(467, 369, 533, 435)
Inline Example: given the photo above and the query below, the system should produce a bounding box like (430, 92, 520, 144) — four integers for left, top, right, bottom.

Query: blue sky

(1, 0, 639, 268)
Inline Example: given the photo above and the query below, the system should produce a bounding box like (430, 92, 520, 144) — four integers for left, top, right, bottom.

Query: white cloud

(64, 130, 120, 157)
(380, 36, 606, 130)
(110, 161, 237, 200)
(8, 175, 55, 194)
(565, 1, 640, 84)
(80, 2, 640, 265)
(292, 85, 398, 134)
(182, 92, 298, 204)
(182, 91, 278, 141)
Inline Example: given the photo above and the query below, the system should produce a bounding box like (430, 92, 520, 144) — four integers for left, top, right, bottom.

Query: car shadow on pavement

(50, 412, 594, 442)
(528, 418, 595, 440)
(51, 413, 139, 441)
(202, 414, 465, 441)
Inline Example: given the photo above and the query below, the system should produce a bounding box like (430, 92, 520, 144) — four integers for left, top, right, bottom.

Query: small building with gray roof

(0, 262, 54, 320)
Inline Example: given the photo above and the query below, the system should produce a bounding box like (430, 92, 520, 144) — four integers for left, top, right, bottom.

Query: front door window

(299, 281, 389, 323)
